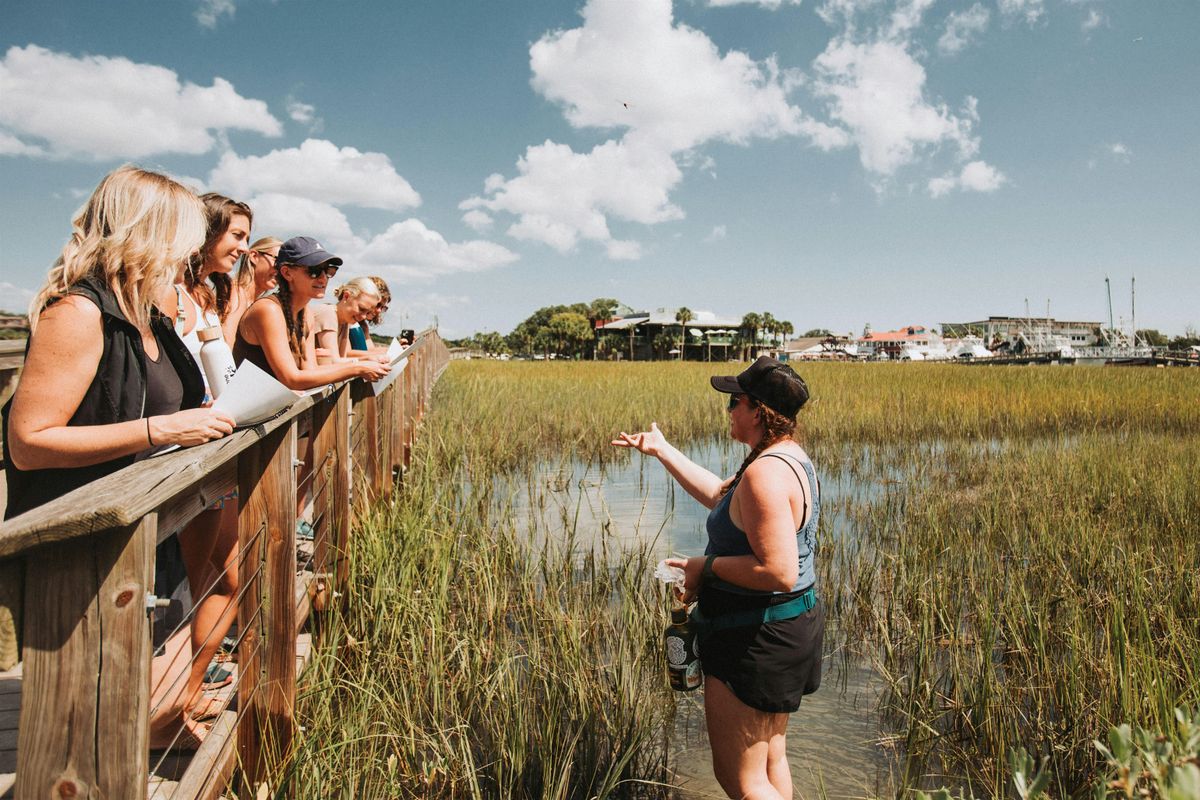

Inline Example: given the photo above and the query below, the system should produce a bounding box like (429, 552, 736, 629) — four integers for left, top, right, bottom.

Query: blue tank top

(704, 451, 819, 595)
(348, 324, 368, 351)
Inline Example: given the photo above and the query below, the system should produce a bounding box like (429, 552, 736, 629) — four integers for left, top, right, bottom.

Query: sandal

(150, 720, 209, 753)
(189, 694, 226, 723)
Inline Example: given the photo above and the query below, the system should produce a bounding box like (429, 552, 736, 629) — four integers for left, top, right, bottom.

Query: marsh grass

(286, 361, 1199, 798)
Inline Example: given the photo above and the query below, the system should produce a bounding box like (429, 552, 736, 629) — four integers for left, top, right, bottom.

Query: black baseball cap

(277, 236, 343, 269)
(710, 356, 810, 418)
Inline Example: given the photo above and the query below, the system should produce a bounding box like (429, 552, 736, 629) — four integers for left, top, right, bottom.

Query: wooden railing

(0, 330, 450, 799)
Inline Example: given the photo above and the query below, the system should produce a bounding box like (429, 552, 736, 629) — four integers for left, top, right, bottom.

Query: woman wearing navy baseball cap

(612, 356, 823, 800)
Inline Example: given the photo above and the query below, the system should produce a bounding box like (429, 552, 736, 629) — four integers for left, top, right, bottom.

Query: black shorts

(696, 586, 825, 714)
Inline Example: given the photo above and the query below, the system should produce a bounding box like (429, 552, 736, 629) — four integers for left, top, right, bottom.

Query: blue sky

(2, 0, 1197, 339)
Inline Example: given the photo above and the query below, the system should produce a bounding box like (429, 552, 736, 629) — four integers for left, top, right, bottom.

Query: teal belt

(690, 587, 817, 638)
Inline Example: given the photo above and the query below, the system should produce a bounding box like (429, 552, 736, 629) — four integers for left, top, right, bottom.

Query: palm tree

(675, 306, 693, 361)
(741, 313, 761, 360)
(779, 320, 794, 348)
(760, 312, 777, 349)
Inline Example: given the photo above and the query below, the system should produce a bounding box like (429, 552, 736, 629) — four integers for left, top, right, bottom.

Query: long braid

(274, 270, 304, 368)
(719, 397, 797, 497)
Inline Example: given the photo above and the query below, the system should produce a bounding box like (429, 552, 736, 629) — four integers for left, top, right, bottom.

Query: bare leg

(177, 503, 239, 712)
(705, 676, 792, 800)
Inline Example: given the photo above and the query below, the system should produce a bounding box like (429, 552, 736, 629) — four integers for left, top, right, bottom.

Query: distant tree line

(446, 300, 799, 361)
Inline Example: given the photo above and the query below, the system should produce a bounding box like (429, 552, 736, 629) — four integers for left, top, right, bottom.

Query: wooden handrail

(0, 329, 451, 799)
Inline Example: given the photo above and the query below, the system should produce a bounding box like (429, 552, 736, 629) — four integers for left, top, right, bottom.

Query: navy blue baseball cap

(710, 356, 810, 418)
(277, 236, 342, 269)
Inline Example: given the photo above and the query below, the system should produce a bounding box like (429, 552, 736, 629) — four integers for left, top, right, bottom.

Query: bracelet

(146, 417, 154, 447)
(702, 554, 717, 584)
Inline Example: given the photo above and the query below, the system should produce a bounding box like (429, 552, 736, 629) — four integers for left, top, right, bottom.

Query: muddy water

(505, 440, 898, 799)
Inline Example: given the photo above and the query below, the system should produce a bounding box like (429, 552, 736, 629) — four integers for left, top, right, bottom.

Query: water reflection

(502, 439, 897, 799)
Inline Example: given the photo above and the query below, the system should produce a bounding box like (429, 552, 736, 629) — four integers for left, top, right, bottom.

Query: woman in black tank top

(613, 356, 821, 800)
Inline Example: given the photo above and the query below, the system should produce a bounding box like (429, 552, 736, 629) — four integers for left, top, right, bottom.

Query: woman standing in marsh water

(612, 356, 823, 800)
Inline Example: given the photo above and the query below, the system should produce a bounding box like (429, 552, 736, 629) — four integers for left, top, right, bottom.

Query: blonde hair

(364, 275, 391, 326)
(333, 276, 382, 301)
(29, 165, 205, 333)
(237, 236, 283, 289)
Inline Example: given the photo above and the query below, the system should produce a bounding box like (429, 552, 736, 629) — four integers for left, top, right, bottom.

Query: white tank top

(174, 284, 220, 393)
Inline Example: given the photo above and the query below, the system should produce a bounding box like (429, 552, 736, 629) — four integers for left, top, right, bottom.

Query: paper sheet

(212, 360, 299, 427)
(371, 356, 408, 396)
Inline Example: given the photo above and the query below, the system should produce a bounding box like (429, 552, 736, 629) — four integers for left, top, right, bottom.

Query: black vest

(2, 275, 205, 520)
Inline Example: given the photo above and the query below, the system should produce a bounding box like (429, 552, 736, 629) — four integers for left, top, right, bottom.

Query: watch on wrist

(702, 554, 717, 584)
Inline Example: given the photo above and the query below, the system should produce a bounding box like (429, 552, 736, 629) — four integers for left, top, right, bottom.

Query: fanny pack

(690, 586, 817, 638)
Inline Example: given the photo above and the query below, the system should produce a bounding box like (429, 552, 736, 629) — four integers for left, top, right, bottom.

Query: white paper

(371, 356, 408, 396)
(385, 337, 403, 363)
(212, 360, 299, 427)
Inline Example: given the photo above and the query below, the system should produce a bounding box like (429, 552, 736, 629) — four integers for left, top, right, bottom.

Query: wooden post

(16, 517, 155, 800)
(308, 387, 350, 613)
(236, 423, 296, 797)
(350, 382, 378, 506)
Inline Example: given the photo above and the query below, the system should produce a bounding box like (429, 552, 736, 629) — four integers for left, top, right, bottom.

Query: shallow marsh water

(504, 439, 897, 799)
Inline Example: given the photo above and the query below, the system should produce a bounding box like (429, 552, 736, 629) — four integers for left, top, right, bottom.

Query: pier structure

(0, 329, 450, 799)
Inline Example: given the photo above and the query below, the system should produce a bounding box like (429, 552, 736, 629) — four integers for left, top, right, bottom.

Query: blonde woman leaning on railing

(312, 276, 386, 364)
(2, 165, 235, 522)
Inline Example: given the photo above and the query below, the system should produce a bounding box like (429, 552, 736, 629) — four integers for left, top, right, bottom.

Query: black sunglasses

(298, 263, 339, 279)
(727, 393, 743, 411)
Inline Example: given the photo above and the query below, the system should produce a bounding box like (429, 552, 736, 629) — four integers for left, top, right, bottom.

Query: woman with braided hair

(233, 236, 388, 389)
(612, 356, 823, 800)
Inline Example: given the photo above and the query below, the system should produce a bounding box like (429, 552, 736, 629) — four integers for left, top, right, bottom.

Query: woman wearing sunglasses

(611, 357, 823, 800)
(233, 236, 388, 389)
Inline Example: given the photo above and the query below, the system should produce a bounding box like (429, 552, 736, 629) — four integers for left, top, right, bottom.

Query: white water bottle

(197, 326, 236, 399)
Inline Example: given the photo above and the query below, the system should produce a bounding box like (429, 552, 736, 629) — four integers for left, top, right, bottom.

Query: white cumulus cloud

(462, 137, 684, 256)
(0, 44, 280, 160)
(938, 4, 990, 55)
(812, 38, 978, 177)
(357, 219, 520, 280)
(927, 159, 1006, 197)
(209, 139, 421, 211)
(468, 0, 847, 259)
(461, 209, 494, 232)
(247, 194, 517, 282)
(703, 224, 728, 242)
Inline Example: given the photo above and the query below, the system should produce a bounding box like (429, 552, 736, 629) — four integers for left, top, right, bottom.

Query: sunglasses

(284, 263, 339, 279)
(727, 393, 743, 411)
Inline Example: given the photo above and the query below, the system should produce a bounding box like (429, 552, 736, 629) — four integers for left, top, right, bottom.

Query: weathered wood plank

(262, 422, 297, 791)
(0, 388, 331, 560)
(16, 519, 155, 799)
(235, 421, 295, 797)
(330, 388, 352, 602)
(155, 460, 237, 544)
(0, 562, 19, 672)
(168, 708, 235, 800)
(96, 514, 155, 798)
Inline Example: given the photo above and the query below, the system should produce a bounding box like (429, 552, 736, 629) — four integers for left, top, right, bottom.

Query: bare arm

(610, 422, 727, 509)
(8, 296, 234, 471)
(221, 285, 251, 346)
(240, 300, 388, 389)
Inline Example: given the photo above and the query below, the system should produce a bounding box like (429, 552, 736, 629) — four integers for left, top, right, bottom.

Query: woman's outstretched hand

(610, 421, 667, 458)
